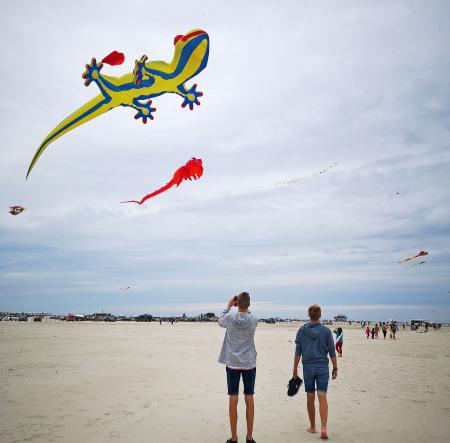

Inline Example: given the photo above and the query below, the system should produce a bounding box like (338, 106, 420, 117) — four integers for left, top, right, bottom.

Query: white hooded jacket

(218, 309, 258, 369)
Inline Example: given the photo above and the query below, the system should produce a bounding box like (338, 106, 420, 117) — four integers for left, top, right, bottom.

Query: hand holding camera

(227, 295, 238, 309)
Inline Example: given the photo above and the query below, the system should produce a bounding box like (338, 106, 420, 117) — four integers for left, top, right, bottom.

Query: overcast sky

(1, 0, 449, 321)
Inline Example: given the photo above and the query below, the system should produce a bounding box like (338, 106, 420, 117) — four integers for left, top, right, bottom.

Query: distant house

(334, 314, 348, 322)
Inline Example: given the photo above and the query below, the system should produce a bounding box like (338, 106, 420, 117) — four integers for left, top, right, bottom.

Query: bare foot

(320, 430, 329, 439)
(307, 427, 317, 434)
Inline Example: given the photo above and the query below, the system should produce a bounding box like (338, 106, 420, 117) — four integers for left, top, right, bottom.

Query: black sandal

(226, 439, 237, 443)
(287, 376, 303, 396)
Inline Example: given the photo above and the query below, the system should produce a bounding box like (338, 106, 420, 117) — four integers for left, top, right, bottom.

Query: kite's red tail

(121, 179, 177, 205)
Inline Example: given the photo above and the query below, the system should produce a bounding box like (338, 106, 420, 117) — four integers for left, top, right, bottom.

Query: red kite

(122, 158, 203, 205)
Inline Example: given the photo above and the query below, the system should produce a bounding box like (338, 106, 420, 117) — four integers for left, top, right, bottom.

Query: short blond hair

(308, 304, 321, 320)
(237, 292, 250, 309)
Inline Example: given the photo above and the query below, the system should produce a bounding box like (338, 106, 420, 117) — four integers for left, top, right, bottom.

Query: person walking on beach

(374, 323, 380, 339)
(333, 327, 343, 357)
(365, 325, 371, 339)
(292, 304, 338, 440)
(390, 323, 398, 340)
(382, 324, 387, 339)
(218, 292, 258, 443)
(371, 327, 375, 339)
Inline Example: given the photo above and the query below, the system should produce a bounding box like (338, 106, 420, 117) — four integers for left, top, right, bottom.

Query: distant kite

(408, 261, 426, 267)
(121, 157, 203, 205)
(9, 206, 25, 216)
(399, 250, 428, 264)
(256, 162, 338, 190)
(390, 192, 400, 197)
(119, 286, 131, 291)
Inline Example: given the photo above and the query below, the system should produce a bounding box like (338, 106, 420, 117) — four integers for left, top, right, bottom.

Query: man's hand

(293, 367, 299, 379)
(227, 296, 236, 310)
(332, 368, 338, 380)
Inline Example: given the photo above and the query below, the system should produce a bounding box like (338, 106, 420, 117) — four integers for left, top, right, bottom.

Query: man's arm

(217, 297, 236, 328)
(327, 329, 338, 379)
(293, 332, 302, 378)
(293, 354, 301, 378)
(327, 329, 337, 358)
(331, 356, 338, 379)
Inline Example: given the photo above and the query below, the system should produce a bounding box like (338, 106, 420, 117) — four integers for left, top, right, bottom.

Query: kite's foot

(181, 84, 203, 110)
(133, 55, 148, 84)
(133, 99, 156, 124)
(82, 58, 103, 86)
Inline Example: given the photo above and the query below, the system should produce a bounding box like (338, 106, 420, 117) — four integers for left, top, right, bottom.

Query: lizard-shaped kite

(26, 29, 209, 178)
(121, 157, 203, 205)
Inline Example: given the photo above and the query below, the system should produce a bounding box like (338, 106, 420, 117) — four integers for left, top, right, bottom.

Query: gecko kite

(399, 250, 428, 264)
(122, 157, 203, 205)
(26, 29, 209, 178)
(9, 206, 25, 216)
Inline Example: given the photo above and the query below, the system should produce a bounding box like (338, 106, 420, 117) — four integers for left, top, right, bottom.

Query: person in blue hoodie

(292, 304, 338, 440)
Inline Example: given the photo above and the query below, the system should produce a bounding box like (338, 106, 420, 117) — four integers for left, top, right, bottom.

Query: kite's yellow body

(26, 29, 209, 178)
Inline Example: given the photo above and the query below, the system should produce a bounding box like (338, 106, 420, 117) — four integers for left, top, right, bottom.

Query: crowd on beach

(363, 322, 401, 340)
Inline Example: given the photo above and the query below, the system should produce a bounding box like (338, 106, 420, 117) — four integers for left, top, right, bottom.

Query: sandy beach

(0, 322, 449, 443)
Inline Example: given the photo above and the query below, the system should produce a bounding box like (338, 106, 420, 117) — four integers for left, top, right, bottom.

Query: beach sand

(0, 322, 449, 442)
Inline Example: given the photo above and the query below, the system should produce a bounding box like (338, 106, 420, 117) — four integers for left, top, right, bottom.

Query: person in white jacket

(218, 292, 258, 443)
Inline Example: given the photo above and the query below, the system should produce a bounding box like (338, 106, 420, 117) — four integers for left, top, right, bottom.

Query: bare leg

(306, 392, 317, 433)
(244, 395, 254, 440)
(229, 395, 238, 441)
(317, 391, 329, 439)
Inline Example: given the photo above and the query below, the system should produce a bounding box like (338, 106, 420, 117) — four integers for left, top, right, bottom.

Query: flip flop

(287, 376, 303, 396)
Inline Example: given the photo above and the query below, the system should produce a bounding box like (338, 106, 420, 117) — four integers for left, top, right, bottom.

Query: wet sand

(0, 322, 449, 442)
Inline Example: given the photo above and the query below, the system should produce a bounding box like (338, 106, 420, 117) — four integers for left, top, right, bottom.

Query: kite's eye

(174, 35, 183, 45)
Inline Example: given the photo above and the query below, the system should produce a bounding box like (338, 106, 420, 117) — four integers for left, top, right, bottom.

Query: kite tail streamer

(26, 95, 113, 178)
(121, 180, 177, 205)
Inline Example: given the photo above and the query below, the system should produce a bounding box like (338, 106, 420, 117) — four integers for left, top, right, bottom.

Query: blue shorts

(226, 367, 256, 395)
(303, 366, 329, 393)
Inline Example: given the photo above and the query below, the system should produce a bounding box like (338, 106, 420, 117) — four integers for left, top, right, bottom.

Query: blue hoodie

(295, 322, 336, 367)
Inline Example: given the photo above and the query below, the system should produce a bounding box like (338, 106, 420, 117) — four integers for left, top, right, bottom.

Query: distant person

(390, 323, 397, 339)
(292, 304, 338, 440)
(382, 324, 387, 339)
(333, 327, 343, 357)
(371, 327, 375, 339)
(218, 292, 258, 443)
(374, 324, 379, 339)
(365, 326, 371, 339)
(402, 323, 406, 330)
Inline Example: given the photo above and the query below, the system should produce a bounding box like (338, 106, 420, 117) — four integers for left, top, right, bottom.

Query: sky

(1, 0, 449, 321)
